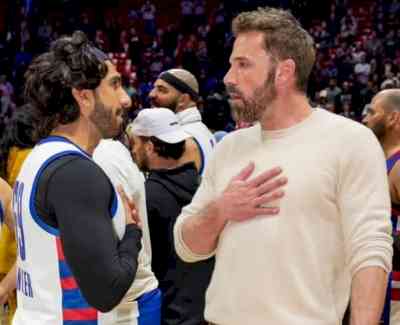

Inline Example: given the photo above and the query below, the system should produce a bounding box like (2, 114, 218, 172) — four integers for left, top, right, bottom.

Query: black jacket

(145, 162, 214, 325)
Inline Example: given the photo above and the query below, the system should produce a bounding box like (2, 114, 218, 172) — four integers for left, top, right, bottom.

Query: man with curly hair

(12, 31, 159, 325)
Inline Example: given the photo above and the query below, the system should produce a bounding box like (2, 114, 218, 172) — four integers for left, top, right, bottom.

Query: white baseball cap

(127, 108, 190, 144)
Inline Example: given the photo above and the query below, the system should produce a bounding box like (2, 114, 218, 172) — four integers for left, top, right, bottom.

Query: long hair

(24, 30, 108, 138)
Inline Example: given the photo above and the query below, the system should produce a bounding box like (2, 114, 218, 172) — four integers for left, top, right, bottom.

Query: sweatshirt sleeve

(338, 126, 393, 276)
(174, 149, 218, 263)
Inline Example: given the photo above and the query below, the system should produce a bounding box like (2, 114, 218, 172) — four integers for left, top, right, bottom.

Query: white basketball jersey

(12, 136, 128, 325)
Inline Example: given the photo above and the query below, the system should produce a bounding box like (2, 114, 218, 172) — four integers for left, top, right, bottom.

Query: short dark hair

(24, 31, 108, 138)
(141, 136, 185, 160)
(232, 7, 316, 92)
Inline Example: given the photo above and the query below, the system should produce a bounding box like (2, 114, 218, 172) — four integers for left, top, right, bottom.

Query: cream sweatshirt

(174, 108, 393, 325)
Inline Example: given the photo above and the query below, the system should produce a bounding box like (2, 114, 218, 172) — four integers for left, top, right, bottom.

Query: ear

(275, 59, 296, 88)
(145, 139, 155, 155)
(71, 88, 93, 114)
(177, 93, 190, 110)
(388, 111, 400, 128)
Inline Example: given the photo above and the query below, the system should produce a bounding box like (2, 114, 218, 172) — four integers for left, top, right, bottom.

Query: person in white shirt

(149, 69, 216, 175)
(174, 7, 393, 325)
(93, 139, 161, 323)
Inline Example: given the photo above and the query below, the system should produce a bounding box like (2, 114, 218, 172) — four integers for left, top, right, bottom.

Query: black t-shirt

(34, 154, 142, 312)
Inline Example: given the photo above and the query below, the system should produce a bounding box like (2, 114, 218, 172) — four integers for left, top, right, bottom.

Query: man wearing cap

(149, 69, 215, 175)
(127, 108, 214, 325)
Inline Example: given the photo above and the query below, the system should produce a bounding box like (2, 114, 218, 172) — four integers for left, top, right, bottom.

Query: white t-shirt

(93, 140, 158, 300)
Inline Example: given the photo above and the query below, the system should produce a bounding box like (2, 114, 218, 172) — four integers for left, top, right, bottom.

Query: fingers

(248, 166, 282, 187)
(131, 207, 142, 229)
(255, 176, 288, 196)
(117, 185, 128, 205)
(117, 186, 136, 210)
(254, 206, 280, 216)
(117, 185, 141, 228)
(232, 162, 255, 181)
(252, 190, 285, 208)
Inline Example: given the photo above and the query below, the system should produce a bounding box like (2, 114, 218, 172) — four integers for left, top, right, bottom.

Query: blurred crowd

(0, 0, 399, 129)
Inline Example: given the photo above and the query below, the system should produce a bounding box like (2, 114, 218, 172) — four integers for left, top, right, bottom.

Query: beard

(370, 120, 386, 141)
(227, 66, 277, 124)
(150, 97, 179, 113)
(134, 147, 150, 172)
(89, 95, 123, 139)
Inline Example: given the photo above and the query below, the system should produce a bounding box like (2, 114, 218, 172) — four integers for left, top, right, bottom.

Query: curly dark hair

(24, 30, 108, 138)
(0, 104, 41, 178)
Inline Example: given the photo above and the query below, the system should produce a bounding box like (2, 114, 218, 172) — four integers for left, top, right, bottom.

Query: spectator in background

(181, 0, 194, 31)
(93, 136, 162, 325)
(141, 0, 157, 36)
(0, 104, 41, 325)
(363, 89, 400, 325)
(149, 68, 216, 175)
(354, 54, 371, 85)
(0, 177, 13, 325)
(127, 108, 213, 325)
(325, 78, 342, 104)
(37, 20, 52, 49)
(194, 0, 206, 26)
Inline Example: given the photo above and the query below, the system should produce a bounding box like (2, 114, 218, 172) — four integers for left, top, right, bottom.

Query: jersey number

(13, 181, 26, 261)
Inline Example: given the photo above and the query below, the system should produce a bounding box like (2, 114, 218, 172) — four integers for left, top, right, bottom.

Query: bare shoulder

(182, 138, 201, 172)
(0, 177, 12, 204)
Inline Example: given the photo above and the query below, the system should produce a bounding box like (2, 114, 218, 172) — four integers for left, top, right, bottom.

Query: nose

(148, 88, 156, 99)
(361, 115, 369, 125)
(120, 89, 132, 109)
(223, 66, 236, 88)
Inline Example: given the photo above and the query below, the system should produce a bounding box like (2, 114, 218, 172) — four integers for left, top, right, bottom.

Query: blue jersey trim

(59, 260, 74, 278)
(137, 288, 162, 325)
(63, 288, 93, 309)
(38, 136, 91, 158)
(192, 137, 205, 175)
(40, 137, 118, 219)
(29, 151, 88, 236)
(110, 189, 118, 217)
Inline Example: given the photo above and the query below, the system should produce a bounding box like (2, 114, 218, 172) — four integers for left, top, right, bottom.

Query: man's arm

(337, 126, 393, 325)
(179, 138, 202, 173)
(0, 177, 13, 230)
(0, 263, 16, 305)
(174, 162, 286, 262)
(44, 157, 142, 312)
(350, 267, 388, 325)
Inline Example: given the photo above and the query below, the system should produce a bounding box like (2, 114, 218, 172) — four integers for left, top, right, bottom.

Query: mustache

(225, 85, 244, 98)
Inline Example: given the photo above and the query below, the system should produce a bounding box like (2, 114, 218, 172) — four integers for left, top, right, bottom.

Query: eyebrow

(230, 56, 250, 63)
(108, 75, 122, 85)
(155, 84, 169, 91)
